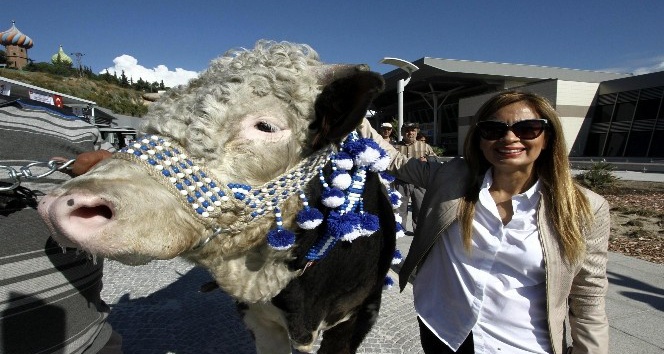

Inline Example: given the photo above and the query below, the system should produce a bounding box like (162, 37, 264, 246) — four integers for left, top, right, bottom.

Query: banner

(28, 89, 55, 105)
(0, 81, 10, 96)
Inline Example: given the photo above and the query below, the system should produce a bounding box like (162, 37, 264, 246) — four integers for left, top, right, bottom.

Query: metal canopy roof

(372, 57, 631, 110)
(420, 58, 629, 82)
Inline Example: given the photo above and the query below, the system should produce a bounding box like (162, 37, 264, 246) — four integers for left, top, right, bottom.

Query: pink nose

(39, 193, 115, 248)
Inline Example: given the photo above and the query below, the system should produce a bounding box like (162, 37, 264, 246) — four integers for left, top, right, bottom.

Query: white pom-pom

(322, 195, 345, 208)
(298, 219, 322, 229)
(336, 158, 354, 171)
(370, 155, 390, 172)
(355, 147, 381, 166)
(331, 173, 352, 190)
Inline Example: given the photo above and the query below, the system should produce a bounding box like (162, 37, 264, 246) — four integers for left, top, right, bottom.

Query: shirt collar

(481, 168, 541, 204)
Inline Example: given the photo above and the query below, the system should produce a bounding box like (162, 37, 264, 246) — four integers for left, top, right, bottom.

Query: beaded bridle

(114, 132, 404, 279)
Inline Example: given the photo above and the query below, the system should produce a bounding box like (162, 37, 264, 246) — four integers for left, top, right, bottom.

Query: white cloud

(100, 55, 199, 87)
(633, 59, 664, 76)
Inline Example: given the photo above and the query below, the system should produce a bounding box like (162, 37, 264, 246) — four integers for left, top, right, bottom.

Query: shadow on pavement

(607, 270, 664, 311)
(107, 267, 257, 354)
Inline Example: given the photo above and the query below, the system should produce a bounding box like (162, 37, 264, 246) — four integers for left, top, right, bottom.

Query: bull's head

(38, 41, 385, 268)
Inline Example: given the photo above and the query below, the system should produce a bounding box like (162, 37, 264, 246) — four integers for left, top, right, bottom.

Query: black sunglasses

(476, 119, 548, 140)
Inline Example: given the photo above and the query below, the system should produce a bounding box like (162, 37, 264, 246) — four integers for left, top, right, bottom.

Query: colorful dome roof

(0, 21, 33, 48)
(51, 45, 73, 65)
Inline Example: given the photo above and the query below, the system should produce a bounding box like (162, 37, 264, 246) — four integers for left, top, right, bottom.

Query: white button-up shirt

(413, 169, 552, 353)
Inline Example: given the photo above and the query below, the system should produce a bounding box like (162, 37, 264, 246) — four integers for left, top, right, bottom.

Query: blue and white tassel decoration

(264, 131, 405, 291)
(383, 276, 394, 290)
(267, 207, 296, 250)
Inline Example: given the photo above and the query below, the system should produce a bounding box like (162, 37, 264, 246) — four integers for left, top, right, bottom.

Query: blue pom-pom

(340, 212, 363, 241)
(392, 249, 403, 264)
(359, 212, 379, 236)
(327, 212, 362, 241)
(343, 138, 381, 166)
(389, 191, 401, 207)
(325, 212, 342, 238)
(297, 208, 324, 229)
(383, 276, 394, 290)
(322, 188, 345, 208)
(267, 229, 296, 250)
(343, 139, 368, 158)
(395, 222, 405, 239)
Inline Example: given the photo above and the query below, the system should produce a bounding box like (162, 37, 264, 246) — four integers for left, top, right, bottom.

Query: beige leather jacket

(359, 121, 610, 354)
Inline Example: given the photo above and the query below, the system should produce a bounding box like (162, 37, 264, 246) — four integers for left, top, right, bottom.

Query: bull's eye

(256, 121, 278, 133)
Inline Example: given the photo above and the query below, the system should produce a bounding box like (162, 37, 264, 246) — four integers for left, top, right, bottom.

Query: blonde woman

(360, 91, 609, 354)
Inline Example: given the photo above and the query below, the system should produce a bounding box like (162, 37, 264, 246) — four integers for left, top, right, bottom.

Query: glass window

(584, 133, 607, 156)
(624, 131, 652, 157)
(649, 130, 664, 157)
(592, 104, 614, 123)
(614, 102, 636, 122)
(635, 98, 662, 121)
(440, 104, 458, 133)
(604, 132, 627, 157)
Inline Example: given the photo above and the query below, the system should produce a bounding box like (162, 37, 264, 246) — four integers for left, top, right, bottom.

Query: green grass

(0, 69, 148, 117)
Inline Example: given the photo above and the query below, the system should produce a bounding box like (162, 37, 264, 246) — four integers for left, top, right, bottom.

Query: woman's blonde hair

(459, 90, 592, 263)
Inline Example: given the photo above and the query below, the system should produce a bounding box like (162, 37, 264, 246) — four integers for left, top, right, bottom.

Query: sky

(3, 0, 663, 87)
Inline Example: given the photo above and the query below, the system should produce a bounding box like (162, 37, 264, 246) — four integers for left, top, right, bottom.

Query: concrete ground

(101, 233, 663, 354)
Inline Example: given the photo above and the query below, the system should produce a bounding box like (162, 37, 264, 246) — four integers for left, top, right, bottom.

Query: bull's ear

(310, 70, 384, 149)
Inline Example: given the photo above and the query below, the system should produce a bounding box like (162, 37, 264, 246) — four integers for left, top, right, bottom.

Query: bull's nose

(38, 193, 115, 247)
(68, 199, 114, 221)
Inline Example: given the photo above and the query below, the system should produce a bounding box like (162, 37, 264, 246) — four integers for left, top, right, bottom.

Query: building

(0, 21, 33, 70)
(51, 45, 73, 65)
(371, 58, 664, 159)
(585, 71, 664, 159)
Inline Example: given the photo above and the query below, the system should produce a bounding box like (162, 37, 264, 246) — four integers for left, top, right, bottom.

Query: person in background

(0, 99, 122, 354)
(378, 122, 396, 145)
(416, 133, 428, 143)
(394, 122, 436, 234)
(359, 91, 609, 354)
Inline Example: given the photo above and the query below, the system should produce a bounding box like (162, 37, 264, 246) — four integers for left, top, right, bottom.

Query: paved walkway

(100, 172, 664, 353)
(100, 242, 664, 353)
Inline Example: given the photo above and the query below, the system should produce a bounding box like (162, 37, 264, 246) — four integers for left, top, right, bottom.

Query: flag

(53, 95, 63, 108)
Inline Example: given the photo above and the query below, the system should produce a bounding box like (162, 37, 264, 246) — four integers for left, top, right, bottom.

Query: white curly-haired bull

(39, 40, 397, 353)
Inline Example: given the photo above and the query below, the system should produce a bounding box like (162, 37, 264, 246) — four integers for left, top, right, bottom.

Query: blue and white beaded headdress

(115, 131, 404, 284)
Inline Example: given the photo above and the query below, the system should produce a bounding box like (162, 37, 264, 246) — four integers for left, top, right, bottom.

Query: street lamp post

(380, 57, 419, 141)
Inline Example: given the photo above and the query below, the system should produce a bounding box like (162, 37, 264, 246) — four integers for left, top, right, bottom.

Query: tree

(0, 49, 6, 65)
(119, 70, 129, 87)
(134, 77, 150, 92)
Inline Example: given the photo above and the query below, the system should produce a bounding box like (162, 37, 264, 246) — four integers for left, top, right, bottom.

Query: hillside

(0, 69, 151, 117)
